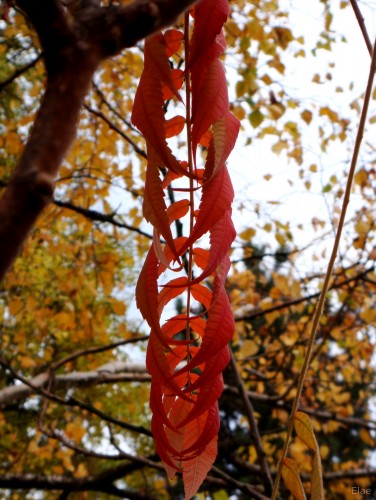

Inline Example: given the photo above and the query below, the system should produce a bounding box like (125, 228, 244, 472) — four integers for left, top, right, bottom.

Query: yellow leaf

(65, 419, 86, 443)
(268, 103, 285, 120)
(240, 339, 258, 358)
(332, 392, 350, 404)
(239, 228, 256, 241)
(319, 106, 339, 122)
(275, 232, 286, 245)
(294, 412, 319, 452)
(311, 452, 324, 500)
(74, 463, 87, 478)
(359, 428, 375, 446)
(232, 105, 246, 120)
(319, 444, 330, 460)
(282, 458, 307, 500)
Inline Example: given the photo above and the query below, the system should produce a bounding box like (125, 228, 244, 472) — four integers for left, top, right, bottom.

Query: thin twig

(235, 266, 374, 322)
(271, 36, 376, 499)
(50, 335, 148, 371)
(84, 104, 147, 159)
(350, 0, 373, 55)
(53, 198, 153, 238)
(229, 349, 273, 497)
(211, 466, 268, 499)
(0, 54, 43, 91)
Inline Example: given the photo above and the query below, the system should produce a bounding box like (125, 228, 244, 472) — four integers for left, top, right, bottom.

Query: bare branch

(0, 54, 43, 91)
(223, 385, 376, 432)
(0, 360, 150, 407)
(235, 266, 374, 322)
(84, 104, 147, 159)
(54, 198, 153, 238)
(229, 349, 273, 496)
(0, 472, 150, 498)
(0, 179, 153, 238)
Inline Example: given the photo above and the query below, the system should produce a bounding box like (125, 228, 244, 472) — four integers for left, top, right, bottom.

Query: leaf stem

(271, 36, 376, 499)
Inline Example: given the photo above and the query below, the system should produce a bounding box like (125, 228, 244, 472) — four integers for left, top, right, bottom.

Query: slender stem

(271, 36, 376, 499)
(184, 12, 194, 371)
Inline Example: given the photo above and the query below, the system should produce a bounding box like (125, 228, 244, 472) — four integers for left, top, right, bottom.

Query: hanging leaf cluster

(131, 0, 239, 496)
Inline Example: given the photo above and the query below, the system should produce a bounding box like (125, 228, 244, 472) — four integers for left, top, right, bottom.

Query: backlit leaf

(282, 458, 307, 500)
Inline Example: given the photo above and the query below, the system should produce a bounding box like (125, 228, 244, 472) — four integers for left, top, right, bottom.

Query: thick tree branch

(2, 358, 375, 436)
(0, 0, 198, 282)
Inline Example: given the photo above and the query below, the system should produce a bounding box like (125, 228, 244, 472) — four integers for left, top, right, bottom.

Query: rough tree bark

(0, 0, 197, 281)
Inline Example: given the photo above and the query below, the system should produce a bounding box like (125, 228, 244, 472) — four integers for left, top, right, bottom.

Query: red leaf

(193, 247, 210, 270)
(190, 210, 236, 284)
(189, 0, 229, 68)
(131, 36, 185, 176)
(162, 69, 185, 101)
(151, 415, 181, 470)
(136, 246, 169, 348)
(175, 287, 234, 373)
(180, 373, 224, 424)
(146, 336, 181, 393)
(183, 435, 217, 500)
(158, 277, 188, 315)
(182, 403, 220, 455)
(179, 165, 234, 255)
(190, 284, 212, 310)
(183, 347, 230, 396)
(143, 150, 178, 258)
(191, 59, 229, 155)
(164, 29, 184, 57)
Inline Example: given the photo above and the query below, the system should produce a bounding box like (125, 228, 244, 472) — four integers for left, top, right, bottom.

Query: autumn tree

(1, 0, 376, 498)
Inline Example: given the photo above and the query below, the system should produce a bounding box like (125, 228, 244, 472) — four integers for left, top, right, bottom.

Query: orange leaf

(282, 458, 307, 500)
(183, 436, 217, 500)
(162, 69, 185, 101)
(164, 115, 186, 138)
(193, 247, 210, 270)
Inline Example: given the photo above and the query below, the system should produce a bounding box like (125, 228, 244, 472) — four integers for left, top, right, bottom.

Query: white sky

(226, 0, 376, 282)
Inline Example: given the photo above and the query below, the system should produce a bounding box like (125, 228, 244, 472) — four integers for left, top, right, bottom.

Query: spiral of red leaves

(131, 0, 239, 497)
